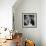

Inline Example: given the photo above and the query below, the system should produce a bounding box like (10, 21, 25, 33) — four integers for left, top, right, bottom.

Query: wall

(41, 0, 46, 46)
(0, 0, 16, 30)
(13, 0, 41, 46)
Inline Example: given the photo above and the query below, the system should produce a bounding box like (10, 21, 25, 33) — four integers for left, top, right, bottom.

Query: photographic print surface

(22, 13, 37, 28)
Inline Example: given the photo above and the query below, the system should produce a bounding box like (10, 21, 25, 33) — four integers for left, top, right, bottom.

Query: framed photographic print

(22, 13, 37, 28)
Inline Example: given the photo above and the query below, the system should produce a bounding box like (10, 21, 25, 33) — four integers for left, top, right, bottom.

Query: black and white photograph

(22, 13, 37, 28)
